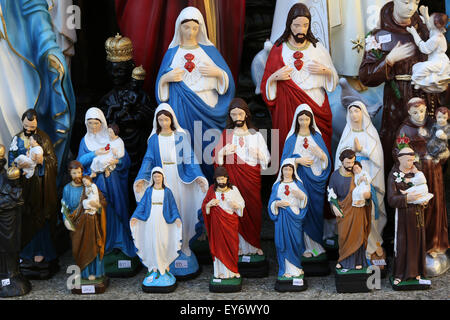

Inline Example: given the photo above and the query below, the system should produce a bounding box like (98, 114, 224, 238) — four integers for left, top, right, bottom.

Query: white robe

(90, 137, 125, 173)
(82, 183, 100, 215)
(130, 189, 182, 275)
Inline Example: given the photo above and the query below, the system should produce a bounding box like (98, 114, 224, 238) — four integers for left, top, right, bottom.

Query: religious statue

(213, 98, 271, 277)
(0, 146, 31, 298)
(359, 1, 444, 178)
(61, 161, 108, 294)
(335, 101, 387, 270)
(130, 168, 182, 293)
(406, 8, 450, 93)
(76, 107, 140, 277)
(134, 103, 208, 280)
(261, 3, 338, 160)
(268, 158, 308, 292)
(8, 109, 59, 280)
(394, 98, 449, 276)
(155, 6, 235, 180)
(202, 166, 245, 293)
(0, 0, 76, 180)
(280, 104, 331, 275)
(13, 134, 43, 180)
(327, 149, 372, 292)
(100, 35, 154, 200)
(388, 146, 430, 290)
(427, 107, 450, 162)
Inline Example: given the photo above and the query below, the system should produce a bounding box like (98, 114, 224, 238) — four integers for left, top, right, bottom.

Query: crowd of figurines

(0, 1, 449, 297)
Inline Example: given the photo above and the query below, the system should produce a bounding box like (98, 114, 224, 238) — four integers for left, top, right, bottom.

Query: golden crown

(7, 166, 20, 180)
(105, 33, 134, 62)
(132, 65, 146, 81)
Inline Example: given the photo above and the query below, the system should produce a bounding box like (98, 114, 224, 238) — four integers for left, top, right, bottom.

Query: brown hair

(436, 106, 449, 117)
(339, 149, 356, 162)
(68, 160, 83, 172)
(213, 166, 233, 191)
(432, 12, 448, 30)
(294, 110, 316, 135)
(82, 175, 93, 183)
(406, 97, 426, 110)
(226, 98, 258, 131)
(108, 123, 120, 136)
(156, 110, 176, 134)
(280, 163, 298, 182)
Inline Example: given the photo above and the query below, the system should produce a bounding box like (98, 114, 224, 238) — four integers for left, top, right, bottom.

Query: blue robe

(155, 45, 235, 180)
(136, 132, 205, 243)
(132, 187, 180, 224)
(268, 180, 308, 277)
(76, 138, 136, 258)
(1, 0, 76, 181)
(281, 132, 331, 246)
(62, 183, 104, 278)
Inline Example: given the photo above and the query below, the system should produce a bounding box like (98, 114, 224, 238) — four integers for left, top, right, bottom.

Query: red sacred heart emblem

(105, 144, 110, 151)
(303, 137, 309, 149)
(221, 193, 225, 201)
(184, 53, 195, 72)
(294, 59, 304, 71)
(284, 185, 290, 196)
(293, 51, 304, 59)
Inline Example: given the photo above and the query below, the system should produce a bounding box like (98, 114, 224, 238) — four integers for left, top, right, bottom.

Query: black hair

(156, 110, 176, 134)
(339, 149, 356, 162)
(30, 133, 43, 146)
(150, 171, 166, 189)
(21, 109, 38, 122)
(280, 164, 298, 182)
(294, 110, 316, 135)
(181, 19, 199, 25)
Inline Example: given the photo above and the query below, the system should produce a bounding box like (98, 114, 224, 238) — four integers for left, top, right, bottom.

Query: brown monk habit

(358, 1, 442, 175)
(68, 187, 107, 272)
(336, 177, 372, 267)
(387, 165, 426, 281)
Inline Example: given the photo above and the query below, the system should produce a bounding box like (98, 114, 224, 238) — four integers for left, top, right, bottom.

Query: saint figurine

(0, 146, 31, 297)
(261, 3, 338, 159)
(280, 104, 331, 269)
(156, 6, 235, 180)
(131, 168, 182, 293)
(327, 149, 371, 271)
(8, 109, 59, 279)
(268, 158, 308, 292)
(213, 98, 270, 275)
(76, 107, 140, 277)
(61, 161, 108, 293)
(0, 0, 76, 179)
(388, 146, 429, 290)
(134, 103, 208, 279)
(394, 98, 449, 273)
(335, 101, 387, 266)
(202, 166, 244, 292)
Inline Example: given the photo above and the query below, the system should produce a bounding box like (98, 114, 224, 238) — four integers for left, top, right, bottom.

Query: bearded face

(290, 16, 309, 44)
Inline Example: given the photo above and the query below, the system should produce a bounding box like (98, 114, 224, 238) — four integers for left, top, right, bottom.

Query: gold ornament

(7, 166, 20, 180)
(0, 144, 5, 159)
(105, 33, 133, 62)
(351, 37, 364, 54)
(132, 65, 146, 81)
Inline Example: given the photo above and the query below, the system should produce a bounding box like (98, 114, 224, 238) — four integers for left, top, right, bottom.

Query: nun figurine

(130, 167, 182, 293)
(268, 158, 308, 292)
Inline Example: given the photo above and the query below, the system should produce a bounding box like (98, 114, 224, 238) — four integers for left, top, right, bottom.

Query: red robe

(202, 186, 239, 273)
(214, 129, 263, 250)
(261, 43, 333, 160)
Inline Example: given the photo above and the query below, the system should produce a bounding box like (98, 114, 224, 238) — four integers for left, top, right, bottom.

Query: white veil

(84, 107, 110, 151)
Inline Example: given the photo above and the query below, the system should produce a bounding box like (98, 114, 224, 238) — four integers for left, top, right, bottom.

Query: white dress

(90, 137, 125, 173)
(14, 145, 43, 179)
(266, 42, 338, 106)
(352, 170, 372, 207)
(82, 184, 100, 215)
(131, 188, 182, 275)
(270, 181, 307, 276)
(158, 46, 229, 107)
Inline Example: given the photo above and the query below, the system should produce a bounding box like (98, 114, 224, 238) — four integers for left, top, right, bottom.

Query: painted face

(282, 165, 294, 181)
(216, 176, 228, 188)
(70, 168, 83, 185)
(342, 157, 355, 172)
(290, 16, 309, 43)
(398, 154, 415, 169)
(349, 106, 363, 125)
(352, 164, 362, 175)
(23, 118, 37, 136)
(297, 114, 311, 130)
(87, 119, 102, 134)
(108, 128, 117, 140)
(393, 0, 420, 21)
(436, 111, 448, 127)
(408, 104, 427, 123)
(230, 108, 246, 127)
(109, 62, 130, 86)
(157, 114, 172, 131)
(180, 20, 200, 44)
(82, 177, 92, 187)
(153, 172, 164, 185)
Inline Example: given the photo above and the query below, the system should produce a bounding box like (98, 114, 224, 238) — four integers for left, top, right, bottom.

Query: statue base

(302, 253, 330, 276)
(238, 254, 269, 278)
(390, 276, 431, 291)
(425, 252, 450, 277)
(334, 268, 372, 293)
(19, 258, 60, 280)
(209, 276, 242, 293)
(369, 249, 388, 279)
(323, 236, 339, 261)
(169, 251, 202, 281)
(191, 239, 212, 265)
(0, 273, 32, 298)
(142, 271, 177, 293)
(71, 276, 109, 295)
(104, 250, 142, 278)
(275, 275, 308, 292)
